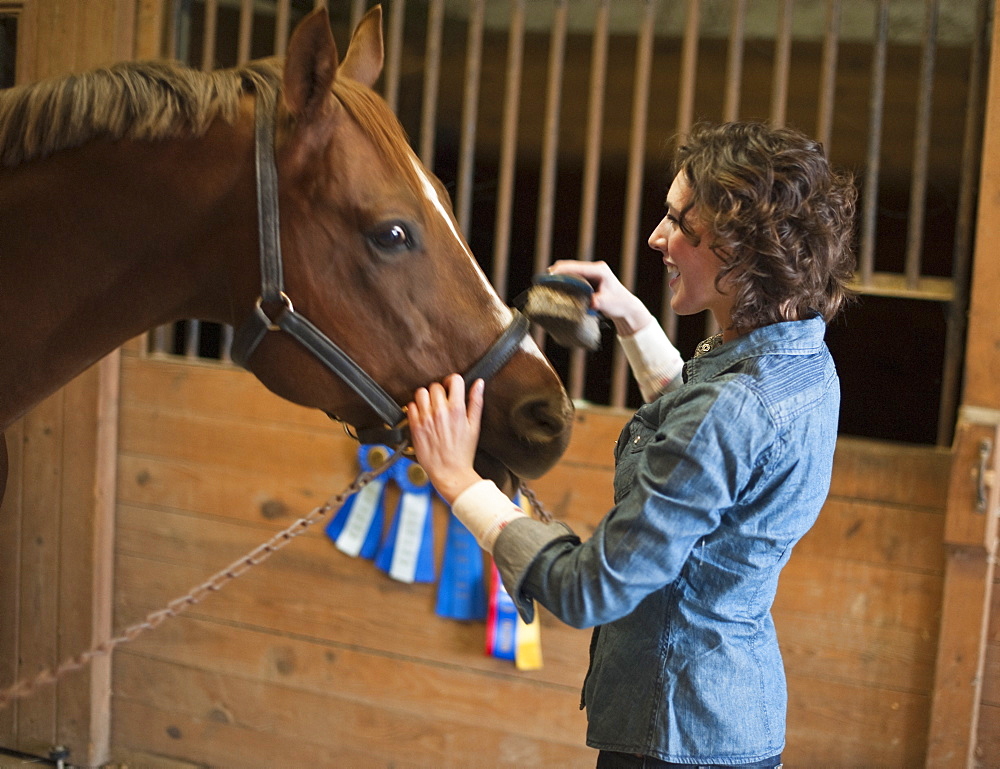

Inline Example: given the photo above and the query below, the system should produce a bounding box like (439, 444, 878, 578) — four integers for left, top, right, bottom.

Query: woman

(408, 121, 857, 768)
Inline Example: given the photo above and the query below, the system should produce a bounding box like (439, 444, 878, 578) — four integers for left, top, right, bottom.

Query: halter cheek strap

(231, 85, 529, 445)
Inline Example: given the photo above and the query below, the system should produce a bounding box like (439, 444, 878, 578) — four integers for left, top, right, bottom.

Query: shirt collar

(683, 314, 828, 383)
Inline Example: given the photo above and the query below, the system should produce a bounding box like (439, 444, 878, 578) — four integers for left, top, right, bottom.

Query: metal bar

(937, 0, 991, 446)
(769, 0, 793, 128)
(532, 0, 568, 350)
(611, 0, 657, 409)
(567, 0, 610, 400)
(200, 0, 218, 71)
(237, 0, 252, 65)
(184, 320, 201, 360)
(904, 0, 940, 290)
(816, 0, 841, 151)
(723, 0, 747, 122)
(418, 0, 445, 166)
(455, 0, 485, 235)
(859, 0, 890, 286)
(350, 0, 366, 30)
(666, 0, 700, 335)
(273, 0, 291, 58)
(676, 0, 700, 139)
(491, 0, 526, 297)
(382, 0, 405, 112)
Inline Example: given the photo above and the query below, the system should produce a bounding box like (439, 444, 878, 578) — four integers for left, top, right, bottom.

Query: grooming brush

(523, 273, 602, 351)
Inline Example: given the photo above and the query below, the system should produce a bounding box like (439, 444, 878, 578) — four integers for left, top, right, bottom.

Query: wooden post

(927, 1, 1000, 764)
(926, 417, 999, 767)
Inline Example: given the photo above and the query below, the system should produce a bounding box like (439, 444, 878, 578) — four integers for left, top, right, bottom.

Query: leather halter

(231, 85, 530, 447)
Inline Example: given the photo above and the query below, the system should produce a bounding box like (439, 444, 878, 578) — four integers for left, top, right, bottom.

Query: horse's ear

(283, 7, 338, 119)
(339, 5, 384, 88)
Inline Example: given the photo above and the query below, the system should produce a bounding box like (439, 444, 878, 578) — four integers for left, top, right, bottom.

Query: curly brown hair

(672, 121, 857, 331)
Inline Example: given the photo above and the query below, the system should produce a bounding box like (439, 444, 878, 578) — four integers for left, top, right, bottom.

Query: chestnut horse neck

(231, 83, 529, 447)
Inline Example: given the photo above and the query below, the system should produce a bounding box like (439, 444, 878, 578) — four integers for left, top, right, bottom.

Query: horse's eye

(368, 221, 417, 254)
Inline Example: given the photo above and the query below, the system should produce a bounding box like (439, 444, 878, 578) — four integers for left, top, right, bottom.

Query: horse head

(237, 7, 573, 489)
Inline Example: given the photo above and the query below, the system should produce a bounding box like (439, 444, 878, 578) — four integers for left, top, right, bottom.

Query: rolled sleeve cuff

(618, 321, 684, 401)
(492, 517, 579, 622)
(451, 479, 527, 552)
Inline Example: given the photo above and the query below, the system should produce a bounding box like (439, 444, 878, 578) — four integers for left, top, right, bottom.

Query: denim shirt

(492, 315, 839, 764)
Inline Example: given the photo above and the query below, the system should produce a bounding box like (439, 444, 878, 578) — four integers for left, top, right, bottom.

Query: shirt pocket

(613, 416, 657, 502)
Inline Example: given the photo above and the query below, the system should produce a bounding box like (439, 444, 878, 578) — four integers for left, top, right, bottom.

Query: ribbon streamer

(325, 444, 392, 559)
(485, 559, 519, 661)
(435, 507, 487, 621)
(375, 457, 436, 583)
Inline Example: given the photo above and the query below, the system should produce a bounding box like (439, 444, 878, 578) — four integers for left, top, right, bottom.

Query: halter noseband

(231, 85, 529, 447)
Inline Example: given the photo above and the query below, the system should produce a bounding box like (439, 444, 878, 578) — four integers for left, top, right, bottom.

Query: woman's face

(647, 172, 735, 329)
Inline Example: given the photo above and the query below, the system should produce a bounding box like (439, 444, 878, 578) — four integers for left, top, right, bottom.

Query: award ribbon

(375, 458, 435, 583)
(435, 507, 486, 621)
(485, 559, 519, 661)
(325, 444, 392, 559)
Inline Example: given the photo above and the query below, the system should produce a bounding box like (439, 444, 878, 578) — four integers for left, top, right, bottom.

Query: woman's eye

(369, 222, 416, 253)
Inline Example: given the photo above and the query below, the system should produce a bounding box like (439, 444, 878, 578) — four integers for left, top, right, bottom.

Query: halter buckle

(252, 291, 294, 331)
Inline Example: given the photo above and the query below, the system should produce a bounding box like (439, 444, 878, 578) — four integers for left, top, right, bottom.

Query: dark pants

(596, 750, 782, 769)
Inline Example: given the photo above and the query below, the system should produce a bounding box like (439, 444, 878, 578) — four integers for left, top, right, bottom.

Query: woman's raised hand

(408, 374, 485, 505)
(548, 260, 653, 336)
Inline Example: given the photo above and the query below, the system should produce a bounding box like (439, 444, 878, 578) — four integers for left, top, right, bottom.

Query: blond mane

(0, 54, 421, 192)
(0, 59, 282, 168)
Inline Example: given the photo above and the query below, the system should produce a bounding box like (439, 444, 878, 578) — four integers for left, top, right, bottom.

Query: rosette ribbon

(325, 444, 393, 559)
(375, 456, 436, 583)
(435, 507, 487, 621)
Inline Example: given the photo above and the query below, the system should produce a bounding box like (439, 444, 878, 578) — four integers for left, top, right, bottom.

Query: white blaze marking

(409, 155, 510, 327)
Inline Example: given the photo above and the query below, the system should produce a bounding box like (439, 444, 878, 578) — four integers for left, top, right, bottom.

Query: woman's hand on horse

(549, 259, 654, 336)
(409, 374, 485, 505)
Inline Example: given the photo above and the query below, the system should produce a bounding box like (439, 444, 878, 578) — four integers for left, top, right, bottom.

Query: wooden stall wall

(108, 337, 951, 768)
(0, 1, 145, 765)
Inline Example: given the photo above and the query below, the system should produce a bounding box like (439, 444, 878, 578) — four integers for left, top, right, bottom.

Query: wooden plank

(795, 497, 945, 573)
(113, 616, 586, 743)
(784, 673, 930, 767)
(927, 422, 999, 768)
(0, 419, 24, 744)
(15, 392, 62, 755)
(828, 436, 951, 509)
(112, 511, 591, 690)
(111, 655, 593, 768)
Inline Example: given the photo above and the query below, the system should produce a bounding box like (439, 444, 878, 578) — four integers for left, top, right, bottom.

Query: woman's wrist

(610, 300, 655, 337)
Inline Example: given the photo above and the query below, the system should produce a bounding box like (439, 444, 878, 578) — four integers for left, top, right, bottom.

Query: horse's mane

(0, 58, 282, 167)
(0, 56, 417, 181)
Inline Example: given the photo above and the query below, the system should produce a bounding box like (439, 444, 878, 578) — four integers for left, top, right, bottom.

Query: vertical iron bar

(237, 0, 253, 65)
(382, 0, 405, 113)
(723, 0, 747, 122)
(769, 0, 793, 128)
(904, 0, 940, 291)
(491, 0, 526, 297)
(350, 0, 366, 29)
(611, 0, 657, 409)
(816, 0, 841, 151)
(273, 0, 291, 58)
(666, 0, 700, 338)
(200, 0, 218, 71)
(418, 0, 445, 167)
(568, 0, 610, 400)
(859, 0, 890, 286)
(455, 0, 485, 235)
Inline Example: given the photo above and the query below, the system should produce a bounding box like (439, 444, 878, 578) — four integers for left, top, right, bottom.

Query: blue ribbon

(375, 457, 435, 583)
(325, 444, 392, 560)
(486, 559, 519, 660)
(435, 504, 486, 621)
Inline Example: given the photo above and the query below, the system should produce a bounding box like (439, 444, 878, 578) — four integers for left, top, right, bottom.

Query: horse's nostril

(512, 395, 571, 441)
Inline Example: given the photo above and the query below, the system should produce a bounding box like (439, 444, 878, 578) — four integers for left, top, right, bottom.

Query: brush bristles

(524, 285, 601, 350)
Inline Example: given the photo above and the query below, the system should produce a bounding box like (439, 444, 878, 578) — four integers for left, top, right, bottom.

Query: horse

(0, 5, 574, 508)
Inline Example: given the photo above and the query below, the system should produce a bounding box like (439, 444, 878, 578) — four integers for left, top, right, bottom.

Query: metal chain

(0, 444, 409, 709)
